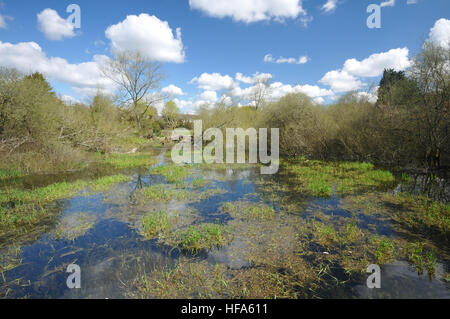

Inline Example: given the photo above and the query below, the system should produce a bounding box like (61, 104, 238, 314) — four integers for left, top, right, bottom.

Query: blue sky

(0, 0, 449, 113)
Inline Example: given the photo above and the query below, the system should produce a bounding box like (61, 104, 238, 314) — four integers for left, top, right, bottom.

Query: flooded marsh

(0, 148, 449, 299)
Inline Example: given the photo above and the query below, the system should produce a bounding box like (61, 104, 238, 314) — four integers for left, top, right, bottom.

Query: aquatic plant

(141, 210, 176, 239)
(406, 242, 437, 277)
(54, 213, 97, 241)
(221, 202, 275, 221)
(167, 224, 231, 253)
(151, 165, 189, 184)
(102, 153, 157, 169)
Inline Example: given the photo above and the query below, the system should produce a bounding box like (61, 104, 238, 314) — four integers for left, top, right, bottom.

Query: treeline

(0, 68, 183, 173)
(199, 42, 449, 169)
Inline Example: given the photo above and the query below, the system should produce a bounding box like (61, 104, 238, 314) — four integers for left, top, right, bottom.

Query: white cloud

(105, 14, 185, 63)
(380, 0, 395, 7)
(37, 9, 76, 41)
(320, 48, 411, 92)
(313, 97, 325, 104)
(0, 14, 13, 29)
(321, 0, 338, 13)
(200, 90, 218, 102)
(236, 72, 253, 84)
(162, 84, 185, 96)
(319, 70, 364, 93)
(428, 18, 450, 49)
(268, 82, 334, 100)
(0, 41, 114, 96)
(190, 72, 235, 91)
(189, 0, 307, 23)
(253, 72, 273, 83)
(61, 94, 80, 105)
(342, 47, 411, 77)
(356, 88, 379, 104)
(264, 53, 309, 64)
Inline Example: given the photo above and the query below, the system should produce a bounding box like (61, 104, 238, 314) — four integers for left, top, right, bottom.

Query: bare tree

(100, 51, 165, 129)
(250, 76, 272, 110)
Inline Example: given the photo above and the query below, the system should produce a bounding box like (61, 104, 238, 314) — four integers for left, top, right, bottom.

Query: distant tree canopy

(162, 101, 180, 129)
(0, 42, 448, 171)
(198, 41, 449, 168)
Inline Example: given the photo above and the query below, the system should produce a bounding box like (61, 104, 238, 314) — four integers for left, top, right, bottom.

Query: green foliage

(169, 224, 231, 252)
(141, 210, 176, 239)
(221, 202, 275, 221)
(151, 164, 189, 183)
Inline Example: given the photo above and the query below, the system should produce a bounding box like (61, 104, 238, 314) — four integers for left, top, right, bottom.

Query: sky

(0, 0, 449, 113)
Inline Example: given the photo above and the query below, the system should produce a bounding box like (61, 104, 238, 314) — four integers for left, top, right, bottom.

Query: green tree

(162, 101, 180, 129)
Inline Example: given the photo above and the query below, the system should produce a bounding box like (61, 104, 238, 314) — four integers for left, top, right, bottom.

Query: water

(0, 151, 449, 299)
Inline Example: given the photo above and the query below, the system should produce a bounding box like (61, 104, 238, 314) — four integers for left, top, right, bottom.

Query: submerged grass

(285, 158, 395, 197)
(221, 201, 275, 221)
(135, 184, 226, 203)
(150, 165, 189, 184)
(406, 242, 437, 277)
(167, 223, 231, 253)
(0, 174, 131, 205)
(381, 193, 450, 239)
(141, 210, 177, 239)
(0, 174, 131, 239)
(102, 153, 157, 169)
(54, 213, 97, 241)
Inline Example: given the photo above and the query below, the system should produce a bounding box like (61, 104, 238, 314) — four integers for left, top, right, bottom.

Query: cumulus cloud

(200, 90, 218, 102)
(321, 0, 339, 13)
(61, 94, 80, 105)
(190, 73, 235, 91)
(235, 72, 253, 84)
(320, 48, 411, 92)
(342, 48, 411, 77)
(231, 80, 333, 101)
(189, 0, 307, 23)
(264, 54, 309, 64)
(319, 70, 364, 93)
(105, 14, 185, 63)
(428, 18, 450, 49)
(37, 9, 76, 41)
(268, 82, 334, 100)
(162, 84, 185, 96)
(0, 14, 13, 29)
(0, 41, 114, 95)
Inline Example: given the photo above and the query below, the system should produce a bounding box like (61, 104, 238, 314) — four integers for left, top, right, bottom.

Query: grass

(88, 174, 131, 192)
(101, 153, 157, 169)
(382, 193, 450, 239)
(150, 165, 189, 184)
(135, 184, 226, 203)
(54, 213, 97, 241)
(0, 174, 131, 205)
(221, 202, 275, 221)
(285, 158, 395, 197)
(141, 210, 176, 239)
(0, 169, 21, 180)
(0, 174, 131, 238)
(191, 178, 210, 188)
(0, 245, 22, 281)
(406, 242, 437, 277)
(167, 223, 231, 253)
(373, 237, 395, 264)
(136, 185, 194, 202)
